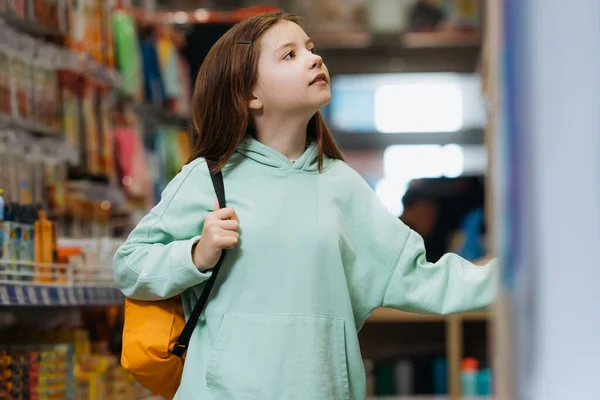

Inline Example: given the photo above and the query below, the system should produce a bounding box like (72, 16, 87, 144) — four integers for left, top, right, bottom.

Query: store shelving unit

(366, 309, 490, 399)
(371, 397, 491, 400)
(0, 259, 122, 306)
(401, 31, 481, 48)
(369, 309, 490, 323)
(0, 283, 122, 306)
(0, 10, 63, 38)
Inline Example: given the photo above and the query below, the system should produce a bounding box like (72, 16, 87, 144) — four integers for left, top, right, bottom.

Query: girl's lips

(309, 73, 328, 86)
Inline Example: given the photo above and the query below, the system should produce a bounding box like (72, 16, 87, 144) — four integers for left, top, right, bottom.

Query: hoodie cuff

(172, 235, 212, 286)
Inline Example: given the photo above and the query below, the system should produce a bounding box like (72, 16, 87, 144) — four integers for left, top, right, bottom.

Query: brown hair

(188, 12, 344, 172)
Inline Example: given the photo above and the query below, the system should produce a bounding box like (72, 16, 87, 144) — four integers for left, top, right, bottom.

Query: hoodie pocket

(206, 313, 350, 400)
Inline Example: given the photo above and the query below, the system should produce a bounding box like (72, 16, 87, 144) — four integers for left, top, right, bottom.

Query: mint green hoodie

(113, 136, 497, 400)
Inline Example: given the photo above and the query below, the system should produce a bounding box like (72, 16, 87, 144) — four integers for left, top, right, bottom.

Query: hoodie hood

(236, 135, 323, 172)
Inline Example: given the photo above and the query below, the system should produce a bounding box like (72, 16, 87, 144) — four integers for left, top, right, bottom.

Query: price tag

(26, 286, 38, 305)
(77, 288, 85, 304)
(67, 288, 77, 305)
(0, 286, 9, 305)
(57, 288, 67, 305)
(14, 286, 26, 305)
(40, 287, 51, 305)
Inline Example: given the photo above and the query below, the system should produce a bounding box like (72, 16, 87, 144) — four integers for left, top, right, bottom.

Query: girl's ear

(249, 93, 263, 110)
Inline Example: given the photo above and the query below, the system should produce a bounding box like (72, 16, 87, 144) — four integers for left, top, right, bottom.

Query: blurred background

(0, 0, 598, 399)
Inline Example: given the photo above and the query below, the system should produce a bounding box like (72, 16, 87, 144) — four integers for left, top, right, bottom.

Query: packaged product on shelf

(81, 0, 104, 63)
(0, 343, 74, 400)
(4, 28, 23, 121)
(114, 122, 152, 205)
(47, 48, 61, 133)
(58, 49, 83, 159)
(0, 131, 10, 199)
(171, 27, 192, 116)
(0, 130, 18, 203)
(6, 0, 27, 19)
(24, 38, 36, 126)
(16, 143, 34, 205)
(2, 204, 17, 280)
(111, 6, 142, 99)
(34, 209, 56, 282)
(448, 0, 480, 29)
(16, 205, 37, 282)
(140, 31, 167, 105)
(81, 76, 101, 175)
(100, 0, 116, 69)
(65, 0, 90, 56)
(0, 138, 63, 281)
(156, 26, 183, 103)
(0, 326, 151, 399)
(32, 0, 67, 33)
(26, 140, 44, 206)
(32, 44, 46, 128)
(9, 33, 36, 123)
(0, 26, 11, 117)
(41, 145, 68, 216)
(33, 43, 60, 132)
(98, 83, 115, 178)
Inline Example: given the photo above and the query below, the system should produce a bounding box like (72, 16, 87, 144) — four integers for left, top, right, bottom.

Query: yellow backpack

(120, 164, 226, 399)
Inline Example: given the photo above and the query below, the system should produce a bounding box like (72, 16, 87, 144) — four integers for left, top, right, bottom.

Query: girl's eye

(310, 47, 317, 54)
(283, 51, 295, 60)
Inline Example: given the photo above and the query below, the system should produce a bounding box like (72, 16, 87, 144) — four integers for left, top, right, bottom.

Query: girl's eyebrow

(274, 38, 315, 54)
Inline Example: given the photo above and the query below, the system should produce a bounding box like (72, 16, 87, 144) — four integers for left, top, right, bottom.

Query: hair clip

(233, 40, 252, 45)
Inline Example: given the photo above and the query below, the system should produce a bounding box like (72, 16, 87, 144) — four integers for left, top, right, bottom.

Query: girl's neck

(253, 114, 309, 161)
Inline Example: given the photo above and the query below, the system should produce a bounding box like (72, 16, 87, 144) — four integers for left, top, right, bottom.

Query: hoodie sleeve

(113, 159, 215, 300)
(339, 165, 498, 322)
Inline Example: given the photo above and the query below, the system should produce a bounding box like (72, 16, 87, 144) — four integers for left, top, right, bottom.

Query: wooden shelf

(402, 30, 482, 48)
(370, 397, 491, 400)
(368, 308, 490, 323)
(0, 12, 63, 39)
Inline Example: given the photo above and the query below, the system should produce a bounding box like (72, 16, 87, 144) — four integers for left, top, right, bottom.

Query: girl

(113, 12, 497, 400)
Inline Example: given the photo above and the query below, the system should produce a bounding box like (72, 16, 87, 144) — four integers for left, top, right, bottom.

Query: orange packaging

(34, 210, 55, 283)
(82, 77, 101, 175)
(57, 246, 83, 283)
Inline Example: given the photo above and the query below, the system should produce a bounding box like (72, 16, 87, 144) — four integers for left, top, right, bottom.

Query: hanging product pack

(120, 161, 227, 399)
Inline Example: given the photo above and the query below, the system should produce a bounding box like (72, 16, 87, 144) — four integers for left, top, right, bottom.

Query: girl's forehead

(260, 21, 309, 51)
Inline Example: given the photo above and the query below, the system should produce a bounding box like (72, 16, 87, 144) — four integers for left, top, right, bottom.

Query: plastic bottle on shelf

(477, 367, 493, 395)
(34, 209, 55, 282)
(460, 357, 479, 396)
(432, 356, 448, 394)
(4, 202, 20, 281)
(18, 205, 38, 281)
(394, 358, 414, 395)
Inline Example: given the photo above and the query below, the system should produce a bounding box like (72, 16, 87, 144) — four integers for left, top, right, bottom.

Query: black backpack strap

(171, 161, 226, 357)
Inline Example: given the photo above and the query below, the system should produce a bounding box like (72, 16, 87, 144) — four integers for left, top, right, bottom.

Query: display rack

(0, 260, 122, 306)
(365, 308, 491, 399)
(401, 31, 481, 48)
(369, 309, 490, 323)
(0, 9, 63, 39)
(370, 397, 490, 400)
(0, 283, 122, 306)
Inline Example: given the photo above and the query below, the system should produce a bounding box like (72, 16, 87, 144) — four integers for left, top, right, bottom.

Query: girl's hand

(193, 199, 239, 271)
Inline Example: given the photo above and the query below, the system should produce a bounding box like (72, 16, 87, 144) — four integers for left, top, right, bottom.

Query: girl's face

(250, 20, 331, 116)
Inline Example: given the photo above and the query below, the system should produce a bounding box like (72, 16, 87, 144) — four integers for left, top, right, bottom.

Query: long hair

(188, 12, 344, 172)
